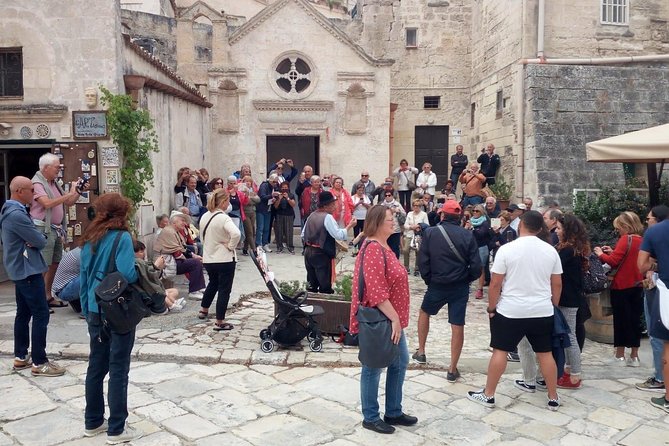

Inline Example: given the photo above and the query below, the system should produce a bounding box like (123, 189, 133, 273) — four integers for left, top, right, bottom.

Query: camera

(76, 177, 89, 194)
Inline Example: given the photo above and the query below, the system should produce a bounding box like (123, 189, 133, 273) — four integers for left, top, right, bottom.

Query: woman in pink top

(330, 177, 353, 228)
(349, 205, 416, 434)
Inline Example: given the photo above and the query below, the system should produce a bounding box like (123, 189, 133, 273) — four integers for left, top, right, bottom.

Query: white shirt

(417, 171, 437, 195)
(510, 217, 520, 232)
(352, 194, 371, 220)
(491, 236, 562, 318)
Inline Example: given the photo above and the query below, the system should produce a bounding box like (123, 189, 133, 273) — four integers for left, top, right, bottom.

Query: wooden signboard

(72, 111, 108, 139)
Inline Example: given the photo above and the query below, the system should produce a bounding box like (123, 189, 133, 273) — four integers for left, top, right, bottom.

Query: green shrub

(489, 177, 512, 200)
(573, 184, 648, 246)
(333, 274, 353, 301)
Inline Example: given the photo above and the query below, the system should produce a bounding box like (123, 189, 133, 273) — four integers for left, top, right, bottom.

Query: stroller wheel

(307, 331, 317, 342)
(261, 340, 275, 353)
(309, 339, 323, 352)
(259, 329, 271, 340)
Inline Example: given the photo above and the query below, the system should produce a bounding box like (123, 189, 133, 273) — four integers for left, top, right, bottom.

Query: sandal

(213, 322, 234, 331)
(47, 298, 68, 308)
(198, 310, 209, 320)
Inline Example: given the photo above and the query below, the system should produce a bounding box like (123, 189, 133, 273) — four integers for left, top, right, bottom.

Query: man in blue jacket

(0, 176, 65, 376)
(414, 200, 481, 383)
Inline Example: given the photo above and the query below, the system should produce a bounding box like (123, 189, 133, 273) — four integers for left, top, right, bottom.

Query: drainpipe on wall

(537, 0, 545, 63)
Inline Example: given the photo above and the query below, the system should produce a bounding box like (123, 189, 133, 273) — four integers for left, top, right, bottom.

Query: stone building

(122, 0, 668, 207)
(0, 0, 211, 252)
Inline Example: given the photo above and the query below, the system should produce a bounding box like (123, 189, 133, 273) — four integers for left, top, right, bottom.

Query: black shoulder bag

(94, 232, 151, 334)
(356, 240, 400, 368)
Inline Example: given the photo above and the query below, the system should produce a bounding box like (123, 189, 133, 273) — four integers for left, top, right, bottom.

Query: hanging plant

(100, 86, 159, 209)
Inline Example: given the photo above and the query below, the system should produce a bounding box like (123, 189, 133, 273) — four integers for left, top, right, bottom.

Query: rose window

(275, 57, 312, 94)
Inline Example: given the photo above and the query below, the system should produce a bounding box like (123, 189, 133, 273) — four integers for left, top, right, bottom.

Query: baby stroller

(250, 249, 325, 353)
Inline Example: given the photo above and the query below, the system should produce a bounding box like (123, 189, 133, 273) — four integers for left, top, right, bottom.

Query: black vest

(304, 210, 336, 258)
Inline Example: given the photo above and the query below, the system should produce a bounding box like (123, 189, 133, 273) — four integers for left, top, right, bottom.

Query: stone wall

(359, 0, 473, 174)
(524, 63, 669, 208)
(544, 0, 669, 57)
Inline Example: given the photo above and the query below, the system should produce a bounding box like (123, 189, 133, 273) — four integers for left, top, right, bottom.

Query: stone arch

(176, 0, 228, 67)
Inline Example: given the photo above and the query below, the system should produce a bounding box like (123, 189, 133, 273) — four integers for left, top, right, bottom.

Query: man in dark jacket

(413, 200, 481, 382)
(0, 176, 64, 376)
(477, 143, 501, 185)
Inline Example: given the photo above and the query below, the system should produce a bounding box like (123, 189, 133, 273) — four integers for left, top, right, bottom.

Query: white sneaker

(262, 244, 273, 253)
(188, 291, 204, 300)
(627, 357, 641, 367)
(106, 425, 142, 444)
(175, 297, 186, 307)
(613, 356, 626, 366)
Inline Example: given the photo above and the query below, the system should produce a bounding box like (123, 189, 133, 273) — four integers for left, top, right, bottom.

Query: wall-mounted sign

(72, 111, 108, 139)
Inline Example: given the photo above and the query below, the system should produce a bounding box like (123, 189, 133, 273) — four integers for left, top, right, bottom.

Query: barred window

(601, 0, 629, 25)
(424, 96, 440, 109)
(0, 48, 23, 97)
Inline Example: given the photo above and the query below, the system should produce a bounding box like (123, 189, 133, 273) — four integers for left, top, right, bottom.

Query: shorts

(420, 282, 469, 325)
(490, 312, 553, 353)
(43, 228, 63, 264)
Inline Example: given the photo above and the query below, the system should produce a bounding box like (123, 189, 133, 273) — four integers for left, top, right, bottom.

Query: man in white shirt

(467, 210, 563, 411)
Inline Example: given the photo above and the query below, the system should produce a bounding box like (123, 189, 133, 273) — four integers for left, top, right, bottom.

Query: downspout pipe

(537, 0, 545, 62)
(521, 54, 669, 65)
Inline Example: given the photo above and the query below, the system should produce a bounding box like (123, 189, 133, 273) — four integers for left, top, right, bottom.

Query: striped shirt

(51, 247, 81, 296)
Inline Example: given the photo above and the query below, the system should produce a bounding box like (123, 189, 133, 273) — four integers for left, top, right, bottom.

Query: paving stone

(182, 387, 275, 428)
(319, 440, 361, 446)
(3, 407, 83, 445)
(507, 401, 572, 426)
(569, 386, 625, 408)
(233, 414, 334, 446)
(559, 433, 615, 446)
(0, 375, 57, 421)
(415, 388, 453, 406)
(127, 390, 161, 410)
(587, 407, 641, 430)
(210, 363, 249, 375)
(0, 432, 12, 446)
(135, 328, 161, 338)
(216, 369, 280, 393)
(161, 413, 223, 441)
(566, 419, 619, 441)
(249, 364, 288, 375)
(220, 348, 253, 363)
(409, 372, 454, 389)
(481, 409, 525, 428)
(30, 372, 80, 391)
(290, 397, 361, 434)
(53, 384, 86, 401)
(138, 344, 220, 363)
(60, 343, 91, 359)
(251, 349, 288, 365)
(619, 396, 669, 420)
(496, 439, 544, 446)
(515, 421, 564, 442)
(402, 379, 432, 397)
(184, 363, 225, 378)
(297, 372, 360, 408)
(347, 423, 425, 445)
(254, 383, 311, 407)
(618, 424, 669, 445)
(417, 417, 502, 445)
(132, 430, 182, 446)
(134, 401, 188, 422)
(273, 366, 325, 384)
(152, 376, 222, 401)
(586, 379, 628, 392)
(130, 419, 162, 437)
(195, 433, 254, 446)
(128, 362, 188, 384)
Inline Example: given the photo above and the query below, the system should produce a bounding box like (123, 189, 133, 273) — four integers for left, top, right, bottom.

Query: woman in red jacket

(594, 211, 644, 366)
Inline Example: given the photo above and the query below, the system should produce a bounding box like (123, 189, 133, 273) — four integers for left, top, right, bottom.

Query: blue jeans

(644, 288, 664, 382)
(14, 274, 50, 365)
(256, 211, 271, 247)
(462, 195, 483, 207)
(58, 276, 80, 301)
(85, 313, 135, 435)
(360, 331, 409, 422)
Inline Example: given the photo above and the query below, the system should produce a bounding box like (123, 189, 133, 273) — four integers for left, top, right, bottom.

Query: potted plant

(277, 275, 352, 334)
(489, 178, 513, 210)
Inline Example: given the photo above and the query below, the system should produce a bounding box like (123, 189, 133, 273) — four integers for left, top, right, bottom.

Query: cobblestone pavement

(1, 248, 668, 444)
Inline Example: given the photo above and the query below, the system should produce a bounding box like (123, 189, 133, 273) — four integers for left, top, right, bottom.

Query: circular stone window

(269, 52, 317, 99)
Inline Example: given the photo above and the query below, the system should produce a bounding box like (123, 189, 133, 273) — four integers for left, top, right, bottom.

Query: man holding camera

(31, 153, 83, 308)
(477, 143, 501, 186)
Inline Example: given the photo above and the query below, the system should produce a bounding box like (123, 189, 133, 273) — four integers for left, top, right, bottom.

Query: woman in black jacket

(555, 214, 590, 389)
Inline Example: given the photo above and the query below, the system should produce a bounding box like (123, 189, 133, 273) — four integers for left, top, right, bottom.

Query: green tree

(100, 86, 159, 208)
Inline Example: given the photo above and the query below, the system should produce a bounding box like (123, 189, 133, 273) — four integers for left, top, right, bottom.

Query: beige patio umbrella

(586, 123, 669, 163)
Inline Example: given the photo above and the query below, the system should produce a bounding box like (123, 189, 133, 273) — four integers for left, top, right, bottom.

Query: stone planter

(497, 199, 510, 210)
(584, 289, 614, 344)
(274, 292, 351, 335)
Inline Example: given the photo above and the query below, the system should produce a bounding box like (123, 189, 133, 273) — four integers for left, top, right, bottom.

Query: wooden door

(52, 142, 100, 250)
(414, 126, 449, 188)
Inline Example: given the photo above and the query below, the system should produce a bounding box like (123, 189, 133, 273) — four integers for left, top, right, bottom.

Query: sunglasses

(473, 210, 481, 213)
(361, 174, 369, 177)
(385, 194, 393, 197)
(215, 181, 223, 185)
